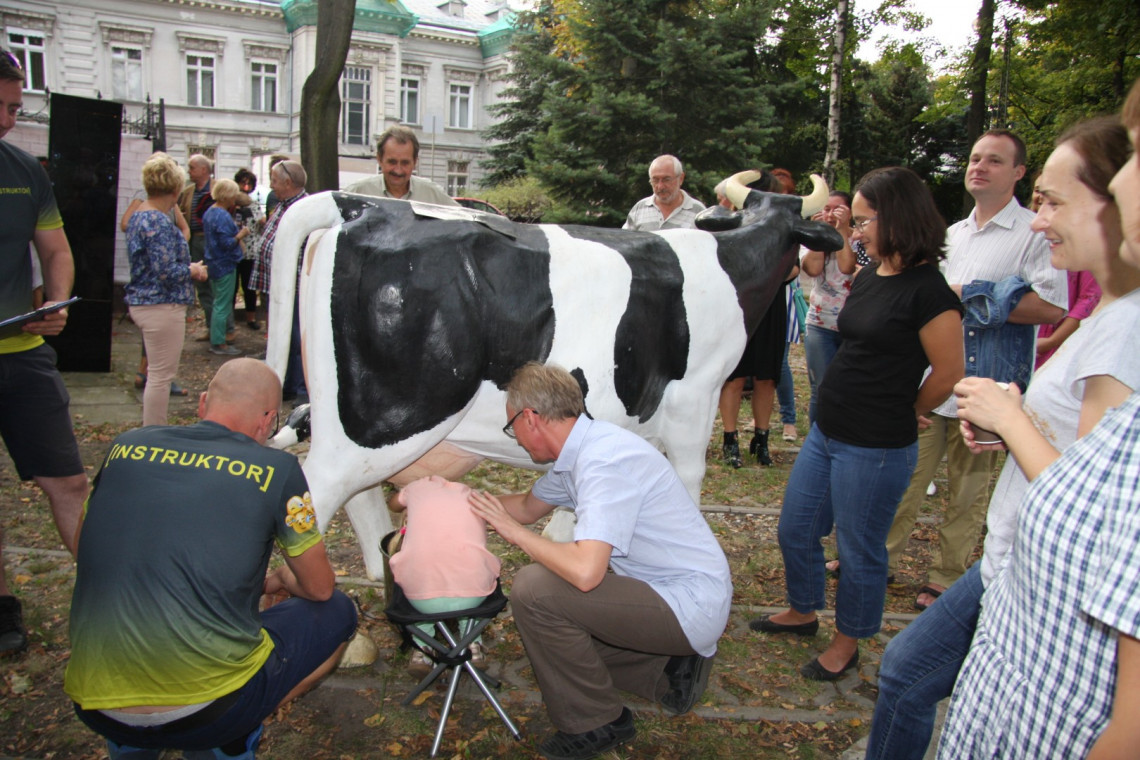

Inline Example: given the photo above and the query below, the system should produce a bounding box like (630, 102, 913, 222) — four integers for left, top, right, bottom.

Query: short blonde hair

(506, 362, 585, 421)
(141, 155, 184, 197)
(211, 177, 241, 206)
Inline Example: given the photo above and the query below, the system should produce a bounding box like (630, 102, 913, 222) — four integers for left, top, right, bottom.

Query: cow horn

(800, 174, 829, 219)
(723, 170, 763, 210)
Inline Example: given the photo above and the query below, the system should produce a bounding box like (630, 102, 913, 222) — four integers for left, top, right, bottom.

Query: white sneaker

(926, 481, 937, 497)
(469, 642, 485, 667)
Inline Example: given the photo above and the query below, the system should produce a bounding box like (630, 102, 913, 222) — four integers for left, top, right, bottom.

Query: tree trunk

(823, 0, 849, 188)
(963, 0, 995, 215)
(300, 0, 356, 193)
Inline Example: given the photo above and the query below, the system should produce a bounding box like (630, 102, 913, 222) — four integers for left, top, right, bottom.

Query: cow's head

(695, 171, 843, 254)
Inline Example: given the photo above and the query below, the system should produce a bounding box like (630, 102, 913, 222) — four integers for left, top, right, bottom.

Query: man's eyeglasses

(502, 408, 528, 440)
(266, 410, 280, 437)
(852, 216, 877, 232)
(649, 176, 678, 186)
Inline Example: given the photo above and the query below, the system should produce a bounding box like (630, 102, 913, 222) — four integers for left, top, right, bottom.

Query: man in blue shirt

(470, 362, 732, 760)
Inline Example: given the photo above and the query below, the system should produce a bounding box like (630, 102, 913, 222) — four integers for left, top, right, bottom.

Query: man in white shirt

(623, 155, 705, 231)
(343, 126, 458, 207)
(469, 363, 731, 760)
(886, 130, 1067, 610)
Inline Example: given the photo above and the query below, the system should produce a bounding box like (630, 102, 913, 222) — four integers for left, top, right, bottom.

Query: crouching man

(64, 359, 357, 759)
(469, 362, 732, 760)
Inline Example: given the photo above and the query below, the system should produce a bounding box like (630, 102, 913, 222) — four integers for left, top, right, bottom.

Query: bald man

(64, 359, 356, 759)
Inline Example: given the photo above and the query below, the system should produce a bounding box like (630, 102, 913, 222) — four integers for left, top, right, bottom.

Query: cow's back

(330, 199, 555, 448)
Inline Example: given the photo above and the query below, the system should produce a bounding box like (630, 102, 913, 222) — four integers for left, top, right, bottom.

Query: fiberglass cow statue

(266, 170, 843, 580)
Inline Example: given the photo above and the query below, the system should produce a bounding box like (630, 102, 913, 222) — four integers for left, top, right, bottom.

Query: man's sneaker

(538, 707, 636, 760)
(0, 596, 28, 656)
(660, 653, 714, 715)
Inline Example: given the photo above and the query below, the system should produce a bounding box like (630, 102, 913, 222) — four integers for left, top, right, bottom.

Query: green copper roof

(477, 11, 514, 57)
(281, 0, 419, 37)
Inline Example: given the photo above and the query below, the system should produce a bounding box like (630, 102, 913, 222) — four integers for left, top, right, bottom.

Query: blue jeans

(777, 424, 916, 638)
(805, 325, 842, 425)
(284, 294, 307, 398)
(777, 341, 796, 425)
(865, 563, 983, 760)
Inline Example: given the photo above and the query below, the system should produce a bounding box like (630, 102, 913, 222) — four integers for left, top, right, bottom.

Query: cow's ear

(795, 220, 846, 254)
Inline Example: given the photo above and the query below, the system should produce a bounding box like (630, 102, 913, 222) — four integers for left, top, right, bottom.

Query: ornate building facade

(2, 0, 516, 191)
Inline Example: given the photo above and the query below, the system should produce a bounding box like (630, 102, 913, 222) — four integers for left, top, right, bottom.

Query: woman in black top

(750, 167, 964, 680)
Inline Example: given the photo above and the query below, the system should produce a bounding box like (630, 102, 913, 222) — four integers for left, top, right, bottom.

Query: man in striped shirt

(623, 155, 705, 231)
(887, 130, 1068, 610)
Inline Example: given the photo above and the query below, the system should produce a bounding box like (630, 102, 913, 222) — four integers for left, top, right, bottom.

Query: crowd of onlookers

(5, 37, 1140, 759)
(619, 77, 1140, 760)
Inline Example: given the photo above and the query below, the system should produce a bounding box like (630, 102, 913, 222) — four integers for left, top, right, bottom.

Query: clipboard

(0, 296, 81, 339)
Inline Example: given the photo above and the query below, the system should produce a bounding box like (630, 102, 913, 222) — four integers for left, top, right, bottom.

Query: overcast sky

(860, 0, 980, 67)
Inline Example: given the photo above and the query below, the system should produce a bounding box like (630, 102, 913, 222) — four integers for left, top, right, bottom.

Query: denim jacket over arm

(960, 275, 1035, 388)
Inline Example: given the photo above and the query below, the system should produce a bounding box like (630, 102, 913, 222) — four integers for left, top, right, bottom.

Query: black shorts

(0, 343, 84, 480)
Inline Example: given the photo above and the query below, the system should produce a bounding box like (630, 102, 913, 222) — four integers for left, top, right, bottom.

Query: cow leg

(342, 488, 394, 581)
(660, 393, 720, 507)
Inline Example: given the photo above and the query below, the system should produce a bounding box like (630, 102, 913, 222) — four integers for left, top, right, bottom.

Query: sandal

(169, 382, 189, 397)
(134, 372, 146, 389)
(915, 585, 943, 611)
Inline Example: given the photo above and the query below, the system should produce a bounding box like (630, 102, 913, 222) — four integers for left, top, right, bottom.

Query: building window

(185, 145, 216, 162)
(187, 54, 214, 107)
(7, 32, 46, 92)
(400, 78, 419, 125)
(251, 61, 277, 112)
(341, 66, 371, 146)
(448, 83, 472, 129)
(446, 160, 469, 196)
(111, 47, 143, 101)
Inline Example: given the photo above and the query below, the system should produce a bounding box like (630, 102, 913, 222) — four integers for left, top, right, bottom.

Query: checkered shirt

(937, 391, 1140, 758)
(622, 190, 705, 231)
(248, 190, 308, 293)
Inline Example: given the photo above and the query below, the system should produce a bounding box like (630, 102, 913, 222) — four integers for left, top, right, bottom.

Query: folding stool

(384, 580, 521, 757)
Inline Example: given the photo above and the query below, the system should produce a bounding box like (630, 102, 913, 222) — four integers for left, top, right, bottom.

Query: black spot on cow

(564, 226, 690, 423)
(330, 197, 555, 448)
(570, 367, 593, 419)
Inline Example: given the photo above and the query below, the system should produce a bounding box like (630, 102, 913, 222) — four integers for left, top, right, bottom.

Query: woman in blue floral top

(202, 178, 249, 356)
(126, 154, 208, 426)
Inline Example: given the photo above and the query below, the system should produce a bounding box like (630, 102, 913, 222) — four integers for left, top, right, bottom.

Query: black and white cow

(266, 173, 843, 579)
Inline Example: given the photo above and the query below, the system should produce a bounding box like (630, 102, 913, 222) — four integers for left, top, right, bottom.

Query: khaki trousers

(510, 564, 696, 734)
(885, 415, 997, 588)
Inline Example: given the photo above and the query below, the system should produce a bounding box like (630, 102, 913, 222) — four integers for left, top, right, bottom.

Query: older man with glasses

(471, 362, 732, 760)
(622, 154, 706, 231)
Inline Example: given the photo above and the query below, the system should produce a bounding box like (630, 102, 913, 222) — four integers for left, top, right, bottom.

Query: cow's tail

(266, 192, 344, 385)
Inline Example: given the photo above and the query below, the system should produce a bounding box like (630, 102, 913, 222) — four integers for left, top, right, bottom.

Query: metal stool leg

(437, 622, 521, 743)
